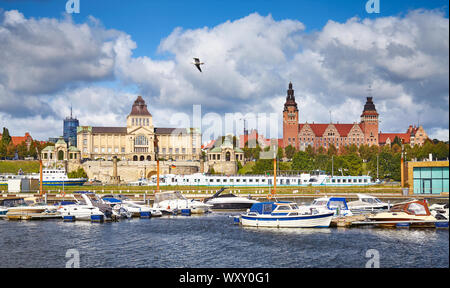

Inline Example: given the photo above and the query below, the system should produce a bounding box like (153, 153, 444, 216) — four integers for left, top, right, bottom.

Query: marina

(0, 212, 448, 268)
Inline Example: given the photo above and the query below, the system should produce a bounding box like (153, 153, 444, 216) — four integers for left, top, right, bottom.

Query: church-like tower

(360, 96, 379, 146)
(283, 82, 299, 149)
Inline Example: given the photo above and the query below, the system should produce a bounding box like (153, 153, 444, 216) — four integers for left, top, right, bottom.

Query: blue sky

(1, 0, 448, 58)
(0, 0, 449, 142)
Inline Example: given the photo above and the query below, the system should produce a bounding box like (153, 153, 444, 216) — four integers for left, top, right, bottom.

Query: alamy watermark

(65, 249, 80, 268)
(365, 249, 380, 268)
(365, 0, 380, 14)
(66, 0, 80, 14)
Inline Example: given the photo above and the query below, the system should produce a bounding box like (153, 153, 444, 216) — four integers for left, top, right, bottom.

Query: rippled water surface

(0, 213, 448, 268)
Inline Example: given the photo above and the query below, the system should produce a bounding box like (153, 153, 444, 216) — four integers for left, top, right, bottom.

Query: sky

(0, 0, 449, 143)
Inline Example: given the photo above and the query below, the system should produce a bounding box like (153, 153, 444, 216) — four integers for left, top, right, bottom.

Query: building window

(135, 135, 148, 146)
(182, 148, 186, 154)
(121, 147, 125, 153)
(101, 148, 105, 153)
(115, 148, 119, 153)
(108, 148, 112, 153)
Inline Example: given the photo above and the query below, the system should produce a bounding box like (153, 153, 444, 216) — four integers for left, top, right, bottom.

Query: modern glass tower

(63, 106, 79, 147)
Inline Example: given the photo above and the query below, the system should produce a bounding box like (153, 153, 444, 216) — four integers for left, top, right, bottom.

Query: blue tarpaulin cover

(249, 202, 276, 214)
(102, 197, 122, 203)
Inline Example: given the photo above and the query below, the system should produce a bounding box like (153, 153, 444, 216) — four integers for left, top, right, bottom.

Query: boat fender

(266, 194, 273, 200)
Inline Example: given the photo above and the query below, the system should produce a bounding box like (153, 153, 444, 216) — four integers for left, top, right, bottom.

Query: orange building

(0, 132, 34, 149)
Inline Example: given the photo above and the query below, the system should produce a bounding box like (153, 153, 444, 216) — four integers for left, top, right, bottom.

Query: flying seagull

(192, 58, 204, 72)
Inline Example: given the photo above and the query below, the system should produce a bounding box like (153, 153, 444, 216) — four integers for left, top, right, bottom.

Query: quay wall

(79, 160, 202, 183)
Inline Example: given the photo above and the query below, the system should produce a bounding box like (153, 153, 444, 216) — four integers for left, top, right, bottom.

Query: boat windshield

(328, 201, 346, 209)
(407, 203, 427, 215)
(312, 200, 327, 206)
(290, 204, 299, 210)
(154, 191, 186, 203)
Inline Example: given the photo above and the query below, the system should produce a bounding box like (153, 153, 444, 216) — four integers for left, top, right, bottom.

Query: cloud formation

(0, 9, 448, 142)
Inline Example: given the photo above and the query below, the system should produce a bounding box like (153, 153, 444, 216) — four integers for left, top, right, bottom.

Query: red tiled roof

(299, 123, 361, 137)
(378, 133, 410, 144)
(334, 124, 356, 137)
(299, 123, 329, 137)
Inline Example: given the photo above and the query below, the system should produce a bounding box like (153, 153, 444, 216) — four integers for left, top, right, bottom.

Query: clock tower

(283, 82, 299, 149)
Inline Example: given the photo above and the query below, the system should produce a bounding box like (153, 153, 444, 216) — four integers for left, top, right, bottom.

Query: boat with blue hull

(239, 201, 334, 228)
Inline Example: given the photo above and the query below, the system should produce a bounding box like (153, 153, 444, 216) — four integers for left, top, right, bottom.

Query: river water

(0, 213, 448, 268)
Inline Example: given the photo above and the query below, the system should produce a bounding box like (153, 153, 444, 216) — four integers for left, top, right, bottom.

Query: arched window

(140, 155, 145, 161)
(133, 155, 138, 161)
(146, 155, 151, 161)
(135, 135, 148, 146)
(226, 151, 231, 161)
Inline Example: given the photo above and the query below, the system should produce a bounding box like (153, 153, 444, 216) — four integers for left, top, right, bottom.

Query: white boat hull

(240, 212, 334, 228)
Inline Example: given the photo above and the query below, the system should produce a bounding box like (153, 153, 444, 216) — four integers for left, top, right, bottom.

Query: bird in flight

(192, 58, 204, 72)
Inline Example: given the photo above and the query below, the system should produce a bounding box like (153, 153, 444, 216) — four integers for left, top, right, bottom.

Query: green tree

(251, 159, 273, 174)
(1, 127, 11, 146)
(67, 167, 88, 179)
(327, 144, 337, 156)
(284, 145, 296, 160)
(391, 136, 402, 147)
(277, 147, 284, 160)
(292, 151, 312, 171)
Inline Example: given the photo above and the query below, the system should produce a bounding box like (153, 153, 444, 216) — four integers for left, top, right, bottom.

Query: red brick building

(0, 132, 34, 149)
(282, 83, 428, 150)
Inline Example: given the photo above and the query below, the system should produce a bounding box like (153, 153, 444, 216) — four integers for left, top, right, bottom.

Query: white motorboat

(58, 193, 105, 221)
(239, 201, 334, 228)
(301, 197, 353, 217)
(428, 203, 449, 220)
(153, 191, 212, 214)
(5, 197, 60, 220)
(101, 195, 162, 217)
(204, 188, 259, 210)
(367, 199, 439, 227)
(347, 194, 390, 214)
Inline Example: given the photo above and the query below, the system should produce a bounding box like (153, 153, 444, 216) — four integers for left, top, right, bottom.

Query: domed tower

(360, 96, 379, 146)
(126, 96, 153, 131)
(283, 82, 299, 149)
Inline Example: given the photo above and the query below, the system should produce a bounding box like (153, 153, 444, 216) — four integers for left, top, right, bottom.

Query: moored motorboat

(57, 193, 105, 221)
(429, 203, 449, 220)
(367, 199, 438, 227)
(101, 195, 162, 217)
(153, 191, 212, 214)
(239, 201, 334, 228)
(5, 197, 60, 220)
(204, 188, 259, 210)
(301, 197, 353, 217)
(347, 194, 390, 214)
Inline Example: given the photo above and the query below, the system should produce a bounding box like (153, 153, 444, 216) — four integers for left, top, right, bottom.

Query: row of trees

(240, 138, 449, 181)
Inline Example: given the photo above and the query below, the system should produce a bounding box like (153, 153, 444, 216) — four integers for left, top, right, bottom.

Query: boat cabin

(248, 201, 300, 216)
(390, 200, 431, 216)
